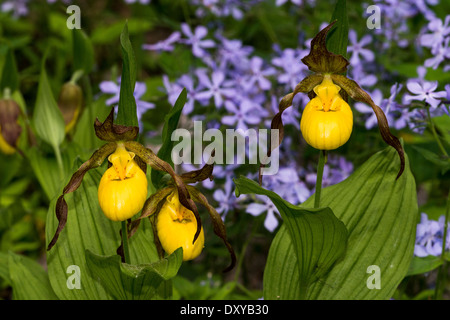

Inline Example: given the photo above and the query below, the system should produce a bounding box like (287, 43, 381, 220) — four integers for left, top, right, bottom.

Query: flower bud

(98, 143, 148, 221)
(300, 75, 353, 150)
(58, 82, 83, 133)
(157, 191, 205, 261)
(0, 99, 22, 155)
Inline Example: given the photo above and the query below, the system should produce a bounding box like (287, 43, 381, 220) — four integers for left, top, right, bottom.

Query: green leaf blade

(151, 88, 187, 188)
(32, 67, 66, 149)
(234, 177, 348, 299)
(116, 22, 138, 128)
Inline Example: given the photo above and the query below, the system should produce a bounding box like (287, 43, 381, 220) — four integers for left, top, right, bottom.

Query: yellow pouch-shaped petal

(157, 192, 205, 261)
(98, 144, 148, 221)
(300, 75, 353, 150)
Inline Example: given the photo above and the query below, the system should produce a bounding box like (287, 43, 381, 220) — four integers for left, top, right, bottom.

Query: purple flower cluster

(414, 213, 450, 257)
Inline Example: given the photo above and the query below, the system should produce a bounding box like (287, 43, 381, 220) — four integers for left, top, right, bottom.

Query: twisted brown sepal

(259, 74, 324, 184)
(0, 99, 22, 149)
(301, 21, 350, 74)
(94, 108, 139, 142)
(124, 141, 202, 245)
(47, 142, 117, 251)
(187, 186, 236, 273)
(331, 74, 405, 179)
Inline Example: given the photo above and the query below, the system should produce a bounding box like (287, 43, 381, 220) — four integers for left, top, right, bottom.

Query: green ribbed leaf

(151, 88, 187, 188)
(45, 158, 160, 299)
(116, 22, 138, 128)
(234, 178, 348, 299)
(262, 146, 417, 299)
(6, 251, 58, 300)
(85, 247, 182, 300)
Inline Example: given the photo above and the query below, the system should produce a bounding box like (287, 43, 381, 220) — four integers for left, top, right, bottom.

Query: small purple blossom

(1, 0, 29, 17)
(347, 30, 375, 66)
(124, 0, 151, 4)
(246, 195, 280, 232)
(222, 99, 268, 130)
(414, 213, 450, 257)
(142, 31, 181, 52)
(403, 80, 447, 109)
(180, 23, 215, 58)
(196, 70, 236, 108)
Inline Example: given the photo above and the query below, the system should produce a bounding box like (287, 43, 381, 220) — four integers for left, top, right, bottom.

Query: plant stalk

(314, 150, 327, 208)
(121, 220, 131, 264)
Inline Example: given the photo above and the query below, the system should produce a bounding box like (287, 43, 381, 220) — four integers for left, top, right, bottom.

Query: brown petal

(301, 21, 350, 74)
(331, 74, 405, 178)
(0, 99, 22, 148)
(180, 150, 215, 184)
(94, 108, 139, 142)
(47, 142, 117, 251)
(187, 185, 236, 273)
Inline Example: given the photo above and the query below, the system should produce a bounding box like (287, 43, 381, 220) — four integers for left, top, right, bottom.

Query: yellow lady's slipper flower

(300, 75, 353, 150)
(98, 143, 148, 221)
(0, 125, 16, 154)
(157, 191, 205, 261)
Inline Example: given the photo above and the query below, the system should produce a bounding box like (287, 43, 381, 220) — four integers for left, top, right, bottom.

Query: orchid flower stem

(53, 144, 64, 178)
(426, 105, 448, 158)
(121, 220, 131, 264)
(435, 191, 450, 300)
(314, 150, 327, 209)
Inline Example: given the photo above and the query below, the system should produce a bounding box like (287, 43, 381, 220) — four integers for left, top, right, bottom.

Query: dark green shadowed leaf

(234, 177, 348, 298)
(260, 145, 417, 300)
(85, 248, 183, 300)
(72, 28, 94, 75)
(0, 48, 19, 93)
(151, 88, 187, 188)
(32, 66, 66, 151)
(116, 22, 138, 128)
(6, 251, 58, 300)
(327, 0, 349, 58)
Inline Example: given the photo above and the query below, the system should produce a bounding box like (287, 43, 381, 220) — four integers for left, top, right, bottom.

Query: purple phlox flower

(213, 176, 244, 218)
(276, 0, 303, 6)
(48, 0, 72, 3)
(246, 195, 280, 232)
(271, 48, 308, 90)
(403, 79, 447, 109)
(414, 213, 450, 257)
(1, 0, 29, 17)
(216, 36, 253, 70)
(162, 75, 184, 107)
(99, 78, 155, 127)
(273, 167, 311, 205)
(142, 31, 181, 52)
(196, 70, 236, 108)
(243, 56, 276, 91)
(265, 95, 301, 130)
(124, 0, 151, 4)
(354, 89, 394, 130)
(348, 30, 375, 66)
(176, 73, 207, 115)
(222, 99, 269, 130)
(305, 155, 353, 188)
(348, 64, 377, 89)
(327, 156, 354, 185)
(180, 23, 215, 58)
(420, 15, 450, 54)
(424, 38, 450, 70)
